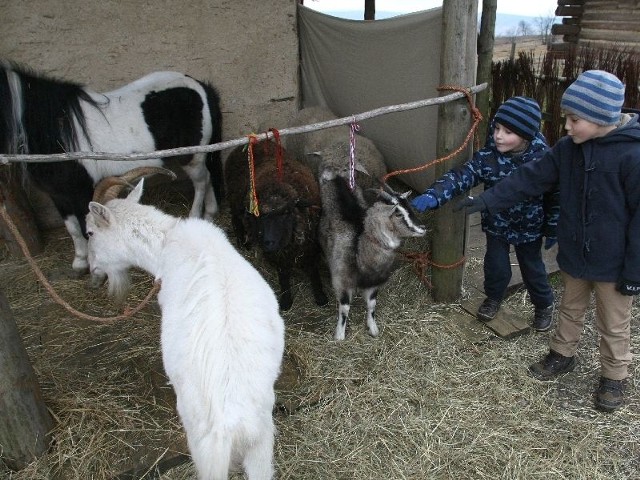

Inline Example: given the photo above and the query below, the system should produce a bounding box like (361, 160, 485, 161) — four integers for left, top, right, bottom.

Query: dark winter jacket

(424, 124, 558, 245)
(479, 113, 640, 283)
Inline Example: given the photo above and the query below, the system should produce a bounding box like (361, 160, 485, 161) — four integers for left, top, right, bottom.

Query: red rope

(269, 128, 284, 182)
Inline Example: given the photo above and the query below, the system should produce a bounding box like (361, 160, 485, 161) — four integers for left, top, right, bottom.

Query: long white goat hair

(86, 179, 284, 480)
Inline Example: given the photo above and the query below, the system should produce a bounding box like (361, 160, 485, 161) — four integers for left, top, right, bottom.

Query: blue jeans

(483, 233, 554, 309)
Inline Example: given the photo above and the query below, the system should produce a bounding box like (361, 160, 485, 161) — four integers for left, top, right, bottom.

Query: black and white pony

(0, 60, 223, 276)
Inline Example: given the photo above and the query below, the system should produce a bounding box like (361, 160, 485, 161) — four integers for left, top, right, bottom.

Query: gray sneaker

(528, 350, 576, 380)
(533, 305, 554, 332)
(477, 298, 501, 322)
(594, 377, 625, 412)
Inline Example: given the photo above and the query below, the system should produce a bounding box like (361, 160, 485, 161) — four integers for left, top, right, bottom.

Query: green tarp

(298, 5, 444, 191)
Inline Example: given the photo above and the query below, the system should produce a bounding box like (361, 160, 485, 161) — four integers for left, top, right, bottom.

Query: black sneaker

(594, 377, 625, 412)
(477, 298, 501, 322)
(533, 305, 554, 332)
(528, 350, 576, 380)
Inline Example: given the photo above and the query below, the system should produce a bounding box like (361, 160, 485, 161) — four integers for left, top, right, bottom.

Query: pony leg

(334, 289, 352, 341)
(183, 155, 218, 219)
(64, 216, 89, 272)
(363, 287, 379, 337)
(202, 175, 218, 220)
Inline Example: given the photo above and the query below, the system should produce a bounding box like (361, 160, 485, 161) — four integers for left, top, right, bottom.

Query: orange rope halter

(388, 85, 482, 286)
(383, 85, 483, 184)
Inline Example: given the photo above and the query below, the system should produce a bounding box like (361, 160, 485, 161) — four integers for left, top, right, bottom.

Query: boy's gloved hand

(616, 279, 640, 296)
(411, 193, 438, 212)
(544, 237, 557, 250)
(453, 196, 487, 214)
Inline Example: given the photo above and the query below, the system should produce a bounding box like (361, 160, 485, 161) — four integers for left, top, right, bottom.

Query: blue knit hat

(561, 70, 625, 125)
(493, 96, 541, 141)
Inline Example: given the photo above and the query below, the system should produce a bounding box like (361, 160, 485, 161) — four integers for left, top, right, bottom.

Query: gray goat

(318, 168, 426, 340)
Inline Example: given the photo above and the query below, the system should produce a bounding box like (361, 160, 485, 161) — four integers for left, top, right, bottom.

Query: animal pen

(1, 1, 639, 479)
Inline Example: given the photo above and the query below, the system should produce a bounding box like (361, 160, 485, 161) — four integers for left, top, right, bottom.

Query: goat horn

(118, 166, 178, 184)
(92, 177, 132, 203)
(92, 167, 177, 203)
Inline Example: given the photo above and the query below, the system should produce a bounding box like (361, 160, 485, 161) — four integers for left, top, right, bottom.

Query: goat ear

(88, 201, 114, 228)
(127, 179, 145, 204)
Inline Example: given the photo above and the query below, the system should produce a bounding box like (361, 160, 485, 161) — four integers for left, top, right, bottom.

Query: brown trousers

(550, 271, 633, 380)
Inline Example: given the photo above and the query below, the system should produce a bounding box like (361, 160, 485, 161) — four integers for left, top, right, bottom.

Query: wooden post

(0, 289, 53, 471)
(0, 165, 42, 258)
(432, 0, 478, 302)
(476, 0, 497, 142)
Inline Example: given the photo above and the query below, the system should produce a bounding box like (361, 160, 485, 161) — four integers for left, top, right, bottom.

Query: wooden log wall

(552, 0, 640, 51)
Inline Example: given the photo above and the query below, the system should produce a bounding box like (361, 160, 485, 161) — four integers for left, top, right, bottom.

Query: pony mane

(0, 61, 99, 154)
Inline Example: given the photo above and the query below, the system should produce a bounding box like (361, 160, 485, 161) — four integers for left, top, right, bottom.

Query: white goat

(86, 169, 284, 480)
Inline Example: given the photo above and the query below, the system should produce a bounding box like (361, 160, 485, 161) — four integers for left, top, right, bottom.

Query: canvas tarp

(298, 5, 445, 192)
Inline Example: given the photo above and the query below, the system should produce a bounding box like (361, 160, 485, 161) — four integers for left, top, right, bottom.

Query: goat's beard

(106, 270, 131, 306)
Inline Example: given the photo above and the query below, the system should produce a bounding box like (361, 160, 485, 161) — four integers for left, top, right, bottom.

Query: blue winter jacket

(479, 114, 640, 283)
(424, 124, 558, 245)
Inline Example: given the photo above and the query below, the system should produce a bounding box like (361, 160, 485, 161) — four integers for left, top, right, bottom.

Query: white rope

(0, 83, 487, 164)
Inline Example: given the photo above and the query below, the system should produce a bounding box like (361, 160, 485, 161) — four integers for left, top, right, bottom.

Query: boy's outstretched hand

(411, 193, 438, 212)
(453, 196, 487, 214)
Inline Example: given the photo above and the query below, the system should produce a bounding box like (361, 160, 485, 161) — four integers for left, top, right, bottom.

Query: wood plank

(461, 290, 531, 340)
(447, 307, 495, 344)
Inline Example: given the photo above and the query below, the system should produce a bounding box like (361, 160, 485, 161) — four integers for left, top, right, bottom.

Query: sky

(305, 0, 559, 18)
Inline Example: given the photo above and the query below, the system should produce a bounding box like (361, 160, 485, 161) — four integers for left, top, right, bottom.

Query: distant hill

(316, 10, 549, 37)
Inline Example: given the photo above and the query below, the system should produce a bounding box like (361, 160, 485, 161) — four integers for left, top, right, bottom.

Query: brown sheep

(224, 139, 328, 310)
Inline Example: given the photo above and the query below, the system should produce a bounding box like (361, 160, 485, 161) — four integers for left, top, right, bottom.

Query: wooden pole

(476, 0, 497, 142)
(0, 289, 53, 470)
(432, 0, 478, 302)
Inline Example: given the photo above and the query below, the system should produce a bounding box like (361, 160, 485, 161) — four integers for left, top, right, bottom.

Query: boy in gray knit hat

(457, 70, 640, 412)
(412, 96, 558, 330)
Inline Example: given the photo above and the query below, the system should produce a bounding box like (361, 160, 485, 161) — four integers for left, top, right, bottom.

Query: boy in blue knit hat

(412, 96, 559, 330)
(457, 70, 640, 412)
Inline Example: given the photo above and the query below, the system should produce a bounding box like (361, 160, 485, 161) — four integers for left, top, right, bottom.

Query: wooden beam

(581, 20, 640, 31)
(552, 24, 580, 35)
(556, 5, 584, 17)
(580, 28, 640, 45)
